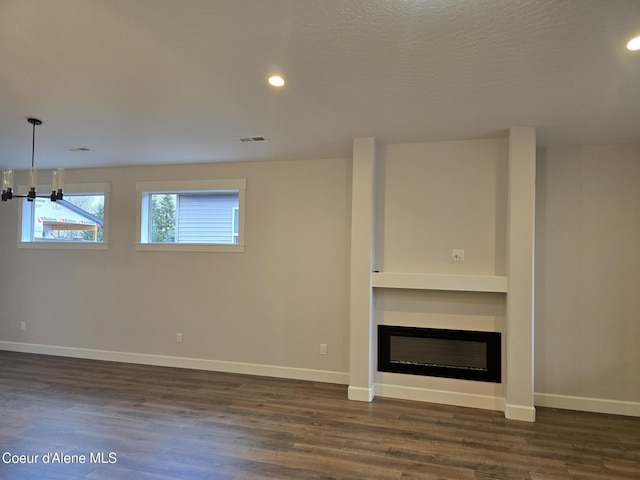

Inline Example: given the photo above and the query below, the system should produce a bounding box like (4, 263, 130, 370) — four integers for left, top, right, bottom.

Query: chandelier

(2, 118, 64, 202)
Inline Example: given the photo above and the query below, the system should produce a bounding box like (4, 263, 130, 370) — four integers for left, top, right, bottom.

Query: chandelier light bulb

(2, 169, 13, 191)
(51, 168, 64, 200)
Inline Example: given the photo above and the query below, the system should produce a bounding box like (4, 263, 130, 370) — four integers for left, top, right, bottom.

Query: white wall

(373, 138, 508, 408)
(2, 138, 639, 416)
(535, 143, 640, 410)
(379, 139, 508, 275)
(0, 157, 352, 381)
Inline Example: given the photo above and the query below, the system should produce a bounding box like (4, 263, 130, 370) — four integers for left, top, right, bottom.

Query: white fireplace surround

(348, 131, 536, 422)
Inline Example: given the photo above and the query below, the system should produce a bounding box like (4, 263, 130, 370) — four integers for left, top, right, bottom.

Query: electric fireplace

(378, 325, 501, 383)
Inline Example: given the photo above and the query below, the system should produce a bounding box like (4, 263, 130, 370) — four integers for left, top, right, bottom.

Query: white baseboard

(375, 383, 505, 412)
(504, 403, 536, 422)
(535, 392, 640, 417)
(0, 341, 349, 385)
(348, 385, 375, 402)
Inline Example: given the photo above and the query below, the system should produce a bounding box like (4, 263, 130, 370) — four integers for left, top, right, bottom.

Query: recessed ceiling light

(267, 75, 285, 88)
(627, 35, 640, 51)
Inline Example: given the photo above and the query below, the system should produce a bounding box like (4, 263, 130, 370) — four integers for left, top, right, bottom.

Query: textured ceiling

(1, 0, 640, 169)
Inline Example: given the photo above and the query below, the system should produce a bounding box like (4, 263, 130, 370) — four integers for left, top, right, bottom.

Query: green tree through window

(151, 194, 176, 242)
(81, 202, 105, 241)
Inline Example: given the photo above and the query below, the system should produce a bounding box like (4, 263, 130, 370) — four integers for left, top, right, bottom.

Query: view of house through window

(26, 194, 105, 242)
(136, 179, 245, 252)
(147, 192, 239, 244)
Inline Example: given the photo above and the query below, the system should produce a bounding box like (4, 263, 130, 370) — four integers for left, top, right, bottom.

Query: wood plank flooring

(0, 351, 638, 479)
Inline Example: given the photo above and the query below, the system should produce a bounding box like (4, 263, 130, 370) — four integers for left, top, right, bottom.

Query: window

(136, 179, 245, 252)
(18, 182, 110, 250)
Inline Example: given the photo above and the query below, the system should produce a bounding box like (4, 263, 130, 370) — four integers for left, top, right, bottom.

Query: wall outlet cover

(452, 249, 465, 261)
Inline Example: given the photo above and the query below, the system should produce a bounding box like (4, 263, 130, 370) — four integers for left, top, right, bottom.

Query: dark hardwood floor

(0, 351, 638, 480)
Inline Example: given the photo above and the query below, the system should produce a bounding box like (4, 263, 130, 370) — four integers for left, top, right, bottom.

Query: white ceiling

(1, 0, 640, 170)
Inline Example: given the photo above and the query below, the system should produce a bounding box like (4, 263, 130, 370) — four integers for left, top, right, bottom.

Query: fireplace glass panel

(378, 326, 501, 383)
(389, 336, 487, 371)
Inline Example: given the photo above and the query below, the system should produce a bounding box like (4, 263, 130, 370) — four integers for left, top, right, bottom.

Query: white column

(505, 127, 536, 421)
(348, 137, 377, 401)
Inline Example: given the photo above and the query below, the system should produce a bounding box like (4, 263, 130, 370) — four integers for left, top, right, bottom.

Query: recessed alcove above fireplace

(378, 325, 501, 383)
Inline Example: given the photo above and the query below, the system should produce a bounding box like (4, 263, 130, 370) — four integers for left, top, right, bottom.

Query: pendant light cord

(31, 120, 36, 170)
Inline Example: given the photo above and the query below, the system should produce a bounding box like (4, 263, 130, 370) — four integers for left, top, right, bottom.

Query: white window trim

(232, 206, 239, 243)
(135, 179, 246, 253)
(17, 182, 111, 250)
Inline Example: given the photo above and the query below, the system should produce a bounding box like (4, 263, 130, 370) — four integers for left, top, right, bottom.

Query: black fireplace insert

(378, 325, 501, 383)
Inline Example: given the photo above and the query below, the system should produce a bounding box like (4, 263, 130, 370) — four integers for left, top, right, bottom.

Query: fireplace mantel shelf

(371, 272, 508, 293)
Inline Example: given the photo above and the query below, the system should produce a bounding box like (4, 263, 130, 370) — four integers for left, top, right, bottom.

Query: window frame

(17, 182, 111, 250)
(135, 179, 246, 253)
(232, 206, 239, 244)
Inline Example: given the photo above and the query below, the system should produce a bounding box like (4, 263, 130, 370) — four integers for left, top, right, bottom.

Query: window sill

(135, 243, 245, 253)
(18, 242, 109, 251)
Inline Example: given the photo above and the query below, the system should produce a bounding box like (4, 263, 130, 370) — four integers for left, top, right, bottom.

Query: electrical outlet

(452, 249, 465, 262)
(320, 344, 327, 355)
(176, 333, 183, 343)
(20, 321, 26, 331)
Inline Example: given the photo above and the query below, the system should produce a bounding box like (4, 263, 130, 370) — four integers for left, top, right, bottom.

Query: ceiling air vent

(238, 136, 268, 143)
